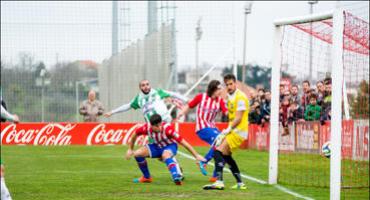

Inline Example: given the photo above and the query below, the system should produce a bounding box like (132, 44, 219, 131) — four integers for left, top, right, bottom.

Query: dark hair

(207, 80, 221, 97)
(291, 84, 299, 89)
(324, 77, 332, 85)
(258, 88, 265, 93)
(309, 93, 317, 100)
(223, 74, 236, 82)
(316, 81, 324, 85)
(149, 114, 162, 126)
(303, 80, 310, 86)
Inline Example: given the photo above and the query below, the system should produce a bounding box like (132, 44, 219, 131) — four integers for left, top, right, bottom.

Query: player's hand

(177, 112, 184, 120)
(12, 114, 20, 123)
(195, 154, 206, 162)
(125, 149, 134, 160)
(214, 133, 226, 147)
(221, 126, 232, 135)
(104, 112, 112, 118)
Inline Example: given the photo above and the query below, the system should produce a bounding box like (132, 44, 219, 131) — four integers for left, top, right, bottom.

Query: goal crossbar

(274, 10, 334, 26)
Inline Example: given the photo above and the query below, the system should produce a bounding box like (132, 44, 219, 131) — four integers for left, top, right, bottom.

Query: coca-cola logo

(1, 123, 75, 145)
(86, 123, 143, 145)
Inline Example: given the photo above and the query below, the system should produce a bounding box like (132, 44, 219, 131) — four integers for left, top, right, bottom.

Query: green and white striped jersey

(111, 88, 187, 123)
(130, 88, 172, 122)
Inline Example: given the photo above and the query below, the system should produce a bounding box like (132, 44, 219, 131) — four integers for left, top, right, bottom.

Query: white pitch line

(177, 151, 314, 200)
(273, 184, 315, 200)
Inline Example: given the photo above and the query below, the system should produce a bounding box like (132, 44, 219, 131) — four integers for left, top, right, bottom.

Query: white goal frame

(268, 9, 344, 200)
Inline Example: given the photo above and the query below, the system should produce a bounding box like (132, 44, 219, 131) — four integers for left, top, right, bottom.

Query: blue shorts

(196, 127, 221, 145)
(146, 143, 178, 158)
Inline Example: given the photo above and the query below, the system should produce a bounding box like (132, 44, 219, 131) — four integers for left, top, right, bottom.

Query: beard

(141, 88, 151, 95)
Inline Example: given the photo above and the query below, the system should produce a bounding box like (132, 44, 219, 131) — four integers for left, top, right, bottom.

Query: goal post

(269, 9, 345, 199)
(330, 9, 344, 200)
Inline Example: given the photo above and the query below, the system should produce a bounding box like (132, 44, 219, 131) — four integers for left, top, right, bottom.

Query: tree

(350, 80, 369, 119)
(222, 64, 272, 90)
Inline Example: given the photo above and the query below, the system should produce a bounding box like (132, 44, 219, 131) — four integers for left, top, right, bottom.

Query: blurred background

(1, 1, 369, 122)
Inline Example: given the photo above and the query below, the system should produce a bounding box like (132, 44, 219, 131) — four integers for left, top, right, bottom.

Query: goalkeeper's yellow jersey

(227, 89, 249, 137)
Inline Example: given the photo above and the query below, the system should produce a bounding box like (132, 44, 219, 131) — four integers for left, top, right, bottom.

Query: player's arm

(165, 90, 188, 103)
(177, 94, 201, 120)
(125, 132, 138, 160)
(230, 110, 244, 128)
(105, 103, 131, 117)
(158, 89, 188, 103)
(1, 105, 19, 123)
(166, 126, 205, 162)
(125, 125, 145, 160)
(104, 95, 140, 117)
(177, 104, 190, 120)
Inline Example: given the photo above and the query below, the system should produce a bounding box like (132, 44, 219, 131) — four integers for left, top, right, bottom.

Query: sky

(1, 1, 369, 70)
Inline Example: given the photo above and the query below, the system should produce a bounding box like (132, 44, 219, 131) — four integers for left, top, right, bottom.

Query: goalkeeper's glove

(214, 133, 225, 147)
(214, 126, 232, 147)
(221, 126, 232, 135)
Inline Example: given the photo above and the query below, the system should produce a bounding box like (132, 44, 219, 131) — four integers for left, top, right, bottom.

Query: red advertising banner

(1, 122, 229, 147)
(295, 121, 320, 153)
(353, 120, 369, 161)
(254, 125, 270, 151)
(1, 120, 368, 160)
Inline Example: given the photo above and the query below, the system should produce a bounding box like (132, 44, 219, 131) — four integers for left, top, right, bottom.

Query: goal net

(270, 10, 369, 199)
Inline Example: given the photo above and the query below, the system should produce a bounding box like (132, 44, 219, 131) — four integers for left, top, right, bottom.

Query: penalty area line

(177, 151, 314, 200)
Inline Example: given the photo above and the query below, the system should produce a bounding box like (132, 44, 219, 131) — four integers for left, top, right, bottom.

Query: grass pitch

(1, 146, 368, 200)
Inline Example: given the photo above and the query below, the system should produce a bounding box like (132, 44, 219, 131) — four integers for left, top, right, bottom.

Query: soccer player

(177, 80, 227, 182)
(104, 79, 188, 123)
(1, 91, 19, 200)
(104, 79, 188, 178)
(203, 74, 249, 190)
(125, 114, 206, 185)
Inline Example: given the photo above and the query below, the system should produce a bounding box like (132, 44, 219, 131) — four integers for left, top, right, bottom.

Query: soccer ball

(321, 141, 331, 158)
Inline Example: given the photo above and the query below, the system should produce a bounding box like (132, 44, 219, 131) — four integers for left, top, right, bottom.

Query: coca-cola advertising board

(1, 122, 228, 146)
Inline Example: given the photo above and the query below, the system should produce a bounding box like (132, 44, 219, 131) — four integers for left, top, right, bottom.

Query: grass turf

(1, 146, 368, 200)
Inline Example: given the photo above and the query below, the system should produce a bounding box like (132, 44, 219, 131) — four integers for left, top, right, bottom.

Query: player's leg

(157, 156, 184, 180)
(196, 128, 219, 162)
(171, 157, 184, 178)
(161, 143, 182, 185)
(132, 144, 155, 183)
(157, 120, 184, 179)
(220, 133, 246, 189)
(206, 128, 225, 182)
(203, 138, 229, 190)
(203, 132, 246, 190)
(196, 128, 221, 177)
(1, 165, 12, 200)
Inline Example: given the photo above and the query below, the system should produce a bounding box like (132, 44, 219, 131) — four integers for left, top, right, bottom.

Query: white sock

(1, 177, 12, 200)
(238, 182, 245, 186)
(172, 157, 183, 176)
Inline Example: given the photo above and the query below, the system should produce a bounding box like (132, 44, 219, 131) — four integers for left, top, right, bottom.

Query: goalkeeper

(203, 74, 248, 190)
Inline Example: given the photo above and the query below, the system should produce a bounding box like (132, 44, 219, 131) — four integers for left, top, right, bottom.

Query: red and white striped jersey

(135, 123, 183, 148)
(188, 93, 228, 131)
